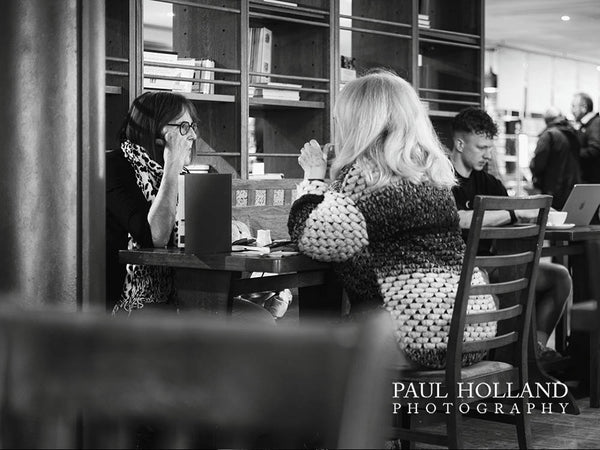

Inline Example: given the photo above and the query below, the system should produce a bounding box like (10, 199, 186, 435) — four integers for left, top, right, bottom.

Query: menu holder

(184, 173, 232, 254)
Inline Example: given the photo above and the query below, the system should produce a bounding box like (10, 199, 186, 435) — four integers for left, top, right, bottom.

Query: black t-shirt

(452, 169, 508, 210)
(451, 170, 510, 254)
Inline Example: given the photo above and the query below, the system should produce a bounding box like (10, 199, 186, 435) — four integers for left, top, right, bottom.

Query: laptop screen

(561, 184, 600, 226)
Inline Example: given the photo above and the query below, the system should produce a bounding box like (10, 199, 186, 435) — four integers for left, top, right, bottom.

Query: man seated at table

(449, 107, 572, 361)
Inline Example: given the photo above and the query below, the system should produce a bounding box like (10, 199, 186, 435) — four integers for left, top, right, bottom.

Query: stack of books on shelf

(249, 27, 272, 83)
(250, 82, 301, 101)
(418, 0, 430, 29)
(193, 59, 215, 95)
(144, 50, 178, 91)
(143, 51, 215, 94)
(172, 57, 197, 93)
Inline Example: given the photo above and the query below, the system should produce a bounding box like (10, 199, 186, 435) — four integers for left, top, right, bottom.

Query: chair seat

(397, 360, 514, 382)
(571, 300, 598, 331)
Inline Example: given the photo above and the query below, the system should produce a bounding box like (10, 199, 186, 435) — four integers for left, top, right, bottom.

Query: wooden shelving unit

(105, 0, 484, 177)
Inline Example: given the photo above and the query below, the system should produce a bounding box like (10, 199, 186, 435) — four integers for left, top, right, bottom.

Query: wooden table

(543, 225, 600, 265)
(528, 225, 600, 414)
(122, 227, 600, 414)
(542, 225, 600, 335)
(119, 248, 343, 319)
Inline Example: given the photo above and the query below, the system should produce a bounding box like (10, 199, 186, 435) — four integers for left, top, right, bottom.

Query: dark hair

(575, 92, 594, 112)
(451, 107, 498, 139)
(119, 91, 199, 165)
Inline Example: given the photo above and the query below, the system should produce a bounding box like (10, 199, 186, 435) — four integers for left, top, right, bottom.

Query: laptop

(560, 184, 600, 225)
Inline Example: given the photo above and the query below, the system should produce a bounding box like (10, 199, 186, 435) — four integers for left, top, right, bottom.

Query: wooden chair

(0, 306, 395, 449)
(390, 194, 552, 449)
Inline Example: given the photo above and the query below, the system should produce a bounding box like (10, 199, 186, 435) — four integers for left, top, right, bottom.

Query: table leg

(528, 316, 580, 415)
(174, 268, 241, 316)
(298, 269, 344, 321)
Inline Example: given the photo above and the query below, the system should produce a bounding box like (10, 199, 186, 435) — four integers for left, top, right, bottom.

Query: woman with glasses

(106, 91, 199, 313)
(107, 91, 277, 322)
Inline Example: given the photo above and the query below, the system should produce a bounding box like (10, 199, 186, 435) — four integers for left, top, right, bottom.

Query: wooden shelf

(106, 0, 483, 179)
(105, 85, 122, 95)
(249, 98, 324, 109)
(419, 28, 480, 47)
(181, 92, 236, 103)
(249, 1, 329, 20)
(427, 110, 458, 118)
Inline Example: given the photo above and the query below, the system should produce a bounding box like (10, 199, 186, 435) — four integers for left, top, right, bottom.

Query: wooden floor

(281, 294, 599, 448)
(388, 391, 599, 449)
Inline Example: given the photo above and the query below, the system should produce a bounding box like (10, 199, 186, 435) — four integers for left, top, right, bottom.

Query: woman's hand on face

(162, 127, 193, 173)
(298, 139, 327, 180)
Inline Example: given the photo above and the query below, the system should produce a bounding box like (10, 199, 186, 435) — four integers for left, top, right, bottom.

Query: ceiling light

(561, 15, 570, 21)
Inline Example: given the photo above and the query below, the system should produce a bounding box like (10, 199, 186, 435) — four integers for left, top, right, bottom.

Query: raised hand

(298, 139, 328, 180)
(163, 126, 194, 174)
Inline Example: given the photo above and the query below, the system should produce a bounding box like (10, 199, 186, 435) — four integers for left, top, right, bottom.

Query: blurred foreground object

(0, 306, 395, 449)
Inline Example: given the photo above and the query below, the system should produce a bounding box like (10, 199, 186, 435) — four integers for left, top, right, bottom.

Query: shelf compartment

(341, 28, 412, 81)
(339, 15, 412, 39)
(420, 43, 481, 95)
(167, 0, 241, 14)
(340, 1, 412, 27)
(250, 20, 329, 81)
(420, 0, 481, 37)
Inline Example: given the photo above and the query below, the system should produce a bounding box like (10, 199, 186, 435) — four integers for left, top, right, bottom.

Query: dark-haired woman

(106, 91, 199, 313)
(107, 92, 275, 323)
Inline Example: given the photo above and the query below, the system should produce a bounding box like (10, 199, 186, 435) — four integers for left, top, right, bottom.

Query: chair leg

(446, 405, 462, 450)
(590, 331, 600, 408)
(515, 398, 532, 449)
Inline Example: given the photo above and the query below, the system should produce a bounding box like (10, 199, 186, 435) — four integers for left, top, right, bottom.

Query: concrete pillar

(0, 0, 105, 309)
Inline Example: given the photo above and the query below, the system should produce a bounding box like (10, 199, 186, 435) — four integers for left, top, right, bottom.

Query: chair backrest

(447, 195, 552, 385)
(0, 307, 395, 449)
(231, 179, 300, 240)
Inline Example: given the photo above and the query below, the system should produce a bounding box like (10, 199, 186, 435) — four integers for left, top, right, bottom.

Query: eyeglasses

(166, 121, 198, 136)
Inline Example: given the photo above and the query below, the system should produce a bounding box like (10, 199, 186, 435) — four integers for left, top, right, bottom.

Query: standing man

(450, 107, 572, 360)
(530, 106, 581, 210)
(571, 92, 600, 183)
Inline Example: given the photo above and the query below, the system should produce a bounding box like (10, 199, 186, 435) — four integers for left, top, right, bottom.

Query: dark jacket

(578, 113, 600, 183)
(530, 118, 581, 209)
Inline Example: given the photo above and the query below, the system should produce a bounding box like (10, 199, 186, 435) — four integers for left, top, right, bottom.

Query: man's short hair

(452, 107, 498, 139)
(574, 92, 594, 112)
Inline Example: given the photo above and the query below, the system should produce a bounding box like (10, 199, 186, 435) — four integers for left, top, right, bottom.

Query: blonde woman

(287, 70, 496, 368)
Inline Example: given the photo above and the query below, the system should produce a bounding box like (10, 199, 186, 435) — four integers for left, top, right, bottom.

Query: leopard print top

(112, 140, 179, 314)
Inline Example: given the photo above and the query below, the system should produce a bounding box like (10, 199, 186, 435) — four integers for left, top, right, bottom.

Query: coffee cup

(547, 211, 568, 226)
(256, 229, 272, 247)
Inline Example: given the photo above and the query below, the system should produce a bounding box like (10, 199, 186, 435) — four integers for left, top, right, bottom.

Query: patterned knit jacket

(287, 165, 497, 369)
